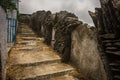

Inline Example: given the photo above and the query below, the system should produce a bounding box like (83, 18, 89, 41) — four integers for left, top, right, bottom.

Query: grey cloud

(58, 0, 100, 25)
(19, 0, 100, 26)
(91, 0, 101, 7)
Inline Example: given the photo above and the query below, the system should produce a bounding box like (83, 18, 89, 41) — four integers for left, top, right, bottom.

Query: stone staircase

(6, 24, 83, 80)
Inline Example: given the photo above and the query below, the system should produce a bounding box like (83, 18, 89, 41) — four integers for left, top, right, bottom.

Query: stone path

(6, 24, 84, 80)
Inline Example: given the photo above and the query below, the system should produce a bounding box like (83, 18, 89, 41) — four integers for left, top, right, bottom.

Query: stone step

(48, 71, 85, 80)
(14, 42, 48, 49)
(16, 38, 44, 43)
(18, 25, 31, 27)
(17, 34, 38, 37)
(18, 26, 31, 29)
(13, 47, 41, 51)
(21, 28, 33, 30)
(8, 48, 61, 66)
(13, 46, 52, 52)
(48, 75, 77, 80)
(18, 30, 34, 33)
(21, 37, 44, 41)
(16, 41, 38, 46)
(18, 33, 36, 36)
(14, 43, 48, 49)
(7, 63, 74, 80)
(19, 33, 36, 35)
(16, 40, 43, 45)
(18, 29, 33, 31)
(17, 28, 34, 33)
(16, 36, 37, 39)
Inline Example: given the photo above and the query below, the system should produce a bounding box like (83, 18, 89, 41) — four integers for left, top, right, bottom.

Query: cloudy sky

(19, 0, 101, 25)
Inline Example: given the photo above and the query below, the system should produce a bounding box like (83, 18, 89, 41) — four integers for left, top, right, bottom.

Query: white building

(0, 0, 19, 79)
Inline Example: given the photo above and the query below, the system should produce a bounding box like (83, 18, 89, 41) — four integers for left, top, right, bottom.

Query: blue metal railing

(7, 18, 17, 43)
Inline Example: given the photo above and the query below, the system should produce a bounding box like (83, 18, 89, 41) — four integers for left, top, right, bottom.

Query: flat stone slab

(7, 63, 74, 80)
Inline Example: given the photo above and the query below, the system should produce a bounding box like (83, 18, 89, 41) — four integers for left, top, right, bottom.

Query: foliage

(0, 0, 17, 11)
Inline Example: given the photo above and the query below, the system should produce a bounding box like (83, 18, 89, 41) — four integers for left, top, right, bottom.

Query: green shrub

(0, 0, 17, 11)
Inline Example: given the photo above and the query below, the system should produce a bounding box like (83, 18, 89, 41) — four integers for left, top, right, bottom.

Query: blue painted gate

(7, 18, 17, 43)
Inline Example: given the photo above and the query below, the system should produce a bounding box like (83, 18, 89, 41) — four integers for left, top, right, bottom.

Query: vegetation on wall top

(0, 0, 17, 11)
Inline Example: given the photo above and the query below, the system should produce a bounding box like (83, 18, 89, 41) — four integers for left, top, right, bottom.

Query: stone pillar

(51, 28, 56, 48)
(71, 24, 108, 80)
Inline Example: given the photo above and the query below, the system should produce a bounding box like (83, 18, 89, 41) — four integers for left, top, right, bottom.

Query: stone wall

(0, 6, 8, 80)
(30, 10, 53, 44)
(89, 0, 120, 80)
(30, 11, 81, 62)
(53, 11, 81, 62)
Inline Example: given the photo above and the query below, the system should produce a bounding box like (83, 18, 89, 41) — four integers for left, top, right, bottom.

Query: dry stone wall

(19, 14, 31, 24)
(89, 0, 120, 80)
(113, 0, 120, 11)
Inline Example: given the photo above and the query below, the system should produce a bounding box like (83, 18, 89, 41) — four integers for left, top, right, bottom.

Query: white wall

(0, 6, 8, 80)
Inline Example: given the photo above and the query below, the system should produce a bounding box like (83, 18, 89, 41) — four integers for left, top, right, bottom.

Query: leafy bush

(0, 0, 17, 11)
